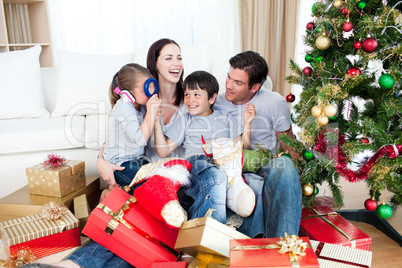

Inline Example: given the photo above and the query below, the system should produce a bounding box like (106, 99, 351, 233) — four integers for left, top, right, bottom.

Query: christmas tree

(284, 0, 402, 218)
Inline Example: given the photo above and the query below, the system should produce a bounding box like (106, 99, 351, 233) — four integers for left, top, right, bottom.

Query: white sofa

(0, 45, 234, 199)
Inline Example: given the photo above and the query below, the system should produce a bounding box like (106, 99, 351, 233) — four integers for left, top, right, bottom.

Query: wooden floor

(318, 179, 402, 267)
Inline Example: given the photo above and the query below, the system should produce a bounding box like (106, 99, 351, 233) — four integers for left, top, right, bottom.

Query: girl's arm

(242, 103, 256, 149)
(140, 95, 161, 142)
(154, 118, 178, 158)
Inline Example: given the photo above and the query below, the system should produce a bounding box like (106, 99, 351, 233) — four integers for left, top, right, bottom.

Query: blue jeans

(68, 240, 134, 268)
(184, 154, 227, 223)
(115, 157, 149, 195)
(239, 156, 302, 238)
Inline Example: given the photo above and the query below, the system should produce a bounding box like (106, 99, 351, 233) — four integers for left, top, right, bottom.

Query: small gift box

(174, 214, 249, 258)
(230, 235, 320, 268)
(0, 203, 81, 259)
(151, 261, 188, 267)
(0, 177, 100, 222)
(74, 194, 90, 231)
(299, 206, 372, 250)
(82, 187, 180, 268)
(310, 240, 372, 267)
(26, 159, 86, 197)
(188, 252, 229, 268)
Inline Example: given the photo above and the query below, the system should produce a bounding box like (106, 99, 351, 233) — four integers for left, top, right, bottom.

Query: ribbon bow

(277, 233, 308, 263)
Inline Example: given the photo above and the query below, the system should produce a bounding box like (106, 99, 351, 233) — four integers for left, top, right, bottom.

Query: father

(214, 51, 302, 238)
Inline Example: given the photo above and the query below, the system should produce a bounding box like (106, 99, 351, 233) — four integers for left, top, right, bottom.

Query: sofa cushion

(0, 46, 50, 119)
(0, 116, 85, 154)
(85, 114, 109, 149)
(51, 50, 134, 117)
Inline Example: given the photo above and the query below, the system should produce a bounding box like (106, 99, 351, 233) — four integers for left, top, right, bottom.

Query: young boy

(154, 70, 255, 223)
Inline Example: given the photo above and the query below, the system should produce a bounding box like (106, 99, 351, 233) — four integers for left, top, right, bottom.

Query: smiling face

(156, 43, 183, 85)
(225, 67, 260, 105)
(184, 86, 216, 116)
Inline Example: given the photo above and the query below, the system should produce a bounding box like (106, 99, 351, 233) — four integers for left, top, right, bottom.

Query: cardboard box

(26, 160, 86, 197)
(310, 240, 372, 267)
(0, 210, 81, 259)
(230, 236, 320, 268)
(174, 216, 249, 258)
(83, 187, 180, 268)
(300, 206, 372, 250)
(0, 177, 100, 221)
(188, 252, 229, 268)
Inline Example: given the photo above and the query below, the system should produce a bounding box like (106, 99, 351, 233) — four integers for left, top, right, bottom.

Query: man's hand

(244, 103, 256, 125)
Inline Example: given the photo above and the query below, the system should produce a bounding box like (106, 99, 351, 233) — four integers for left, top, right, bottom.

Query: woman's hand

(96, 155, 124, 187)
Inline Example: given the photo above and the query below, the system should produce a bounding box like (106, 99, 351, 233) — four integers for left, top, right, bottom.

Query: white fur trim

(148, 165, 191, 186)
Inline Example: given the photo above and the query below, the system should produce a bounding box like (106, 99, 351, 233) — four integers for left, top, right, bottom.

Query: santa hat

(146, 159, 192, 187)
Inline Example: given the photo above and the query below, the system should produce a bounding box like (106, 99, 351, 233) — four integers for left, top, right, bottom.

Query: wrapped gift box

(74, 194, 90, 231)
(174, 215, 249, 258)
(230, 236, 320, 268)
(0, 209, 81, 259)
(188, 252, 229, 268)
(82, 187, 180, 268)
(151, 261, 187, 267)
(0, 177, 100, 223)
(26, 160, 86, 197)
(299, 206, 372, 250)
(310, 240, 372, 267)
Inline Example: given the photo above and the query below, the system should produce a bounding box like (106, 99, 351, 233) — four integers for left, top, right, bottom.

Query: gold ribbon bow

(277, 233, 308, 265)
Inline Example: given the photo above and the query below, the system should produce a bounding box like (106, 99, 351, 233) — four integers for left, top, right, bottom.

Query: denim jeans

(67, 240, 134, 268)
(115, 157, 149, 195)
(239, 156, 302, 238)
(184, 154, 227, 223)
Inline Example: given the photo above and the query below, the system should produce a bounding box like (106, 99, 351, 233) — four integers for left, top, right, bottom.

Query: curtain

(47, 0, 240, 68)
(239, 0, 300, 96)
(4, 4, 32, 49)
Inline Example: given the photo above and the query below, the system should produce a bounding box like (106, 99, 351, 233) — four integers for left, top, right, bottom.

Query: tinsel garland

(314, 129, 401, 182)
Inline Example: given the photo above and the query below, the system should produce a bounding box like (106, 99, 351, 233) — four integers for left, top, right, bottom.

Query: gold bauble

(302, 183, 314, 196)
(316, 35, 331, 50)
(333, 0, 343, 8)
(323, 104, 337, 117)
(311, 105, 323, 117)
(317, 115, 329, 125)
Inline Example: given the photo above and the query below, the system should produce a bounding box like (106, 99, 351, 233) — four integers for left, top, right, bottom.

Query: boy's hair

(229, 51, 269, 90)
(183, 71, 219, 106)
(109, 63, 153, 107)
(147, 38, 184, 106)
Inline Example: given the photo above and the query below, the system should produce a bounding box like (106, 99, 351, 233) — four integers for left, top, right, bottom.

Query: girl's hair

(109, 63, 153, 107)
(147, 38, 184, 106)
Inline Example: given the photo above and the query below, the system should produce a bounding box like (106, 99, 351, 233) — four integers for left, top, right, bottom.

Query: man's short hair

(229, 51, 269, 89)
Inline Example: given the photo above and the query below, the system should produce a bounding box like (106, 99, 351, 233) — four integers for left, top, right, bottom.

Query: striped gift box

(0, 210, 81, 259)
(310, 240, 372, 268)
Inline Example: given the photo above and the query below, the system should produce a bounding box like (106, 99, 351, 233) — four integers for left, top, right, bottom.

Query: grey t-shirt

(214, 89, 291, 153)
(165, 109, 242, 159)
(104, 99, 146, 166)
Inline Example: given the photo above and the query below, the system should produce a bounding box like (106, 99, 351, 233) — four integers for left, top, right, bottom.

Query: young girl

(102, 63, 161, 197)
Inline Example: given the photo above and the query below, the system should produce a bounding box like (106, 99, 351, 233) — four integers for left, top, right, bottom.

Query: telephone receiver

(113, 78, 159, 104)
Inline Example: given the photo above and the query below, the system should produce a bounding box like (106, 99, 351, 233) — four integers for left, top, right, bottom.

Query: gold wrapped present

(174, 216, 249, 258)
(188, 252, 229, 268)
(26, 160, 86, 197)
(0, 206, 81, 259)
(0, 177, 100, 223)
(73, 194, 90, 231)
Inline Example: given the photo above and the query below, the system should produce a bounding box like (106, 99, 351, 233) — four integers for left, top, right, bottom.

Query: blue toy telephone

(113, 72, 159, 104)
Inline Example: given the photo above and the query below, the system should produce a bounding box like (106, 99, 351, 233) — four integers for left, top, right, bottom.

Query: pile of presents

(0, 156, 373, 267)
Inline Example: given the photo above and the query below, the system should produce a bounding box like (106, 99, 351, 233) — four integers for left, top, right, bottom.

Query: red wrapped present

(151, 261, 187, 267)
(310, 240, 372, 267)
(82, 187, 180, 268)
(299, 206, 372, 250)
(230, 235, 319, 267)
(0, 204, 80, 259)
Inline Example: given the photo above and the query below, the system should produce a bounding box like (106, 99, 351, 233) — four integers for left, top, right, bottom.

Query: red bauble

(362, 38, 378, 53)
(303, 66, 313, 76)
(306, 22, 315, 30)
(354, 41, 362, 50)
(360, 137, 369, 144)
(286, 93, 296, 102)
(340, 7, 350, 16)
(364, 198, 378, 211)
(342, 21, 353, 32)
(347, 67, 361, 76)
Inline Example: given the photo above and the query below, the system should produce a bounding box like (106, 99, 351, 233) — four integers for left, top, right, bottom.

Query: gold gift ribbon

(193, 252, 229, 268)
(230, 234, 308, 268)
(96, 196, 179, 258)
(302, 208, 356, 246)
